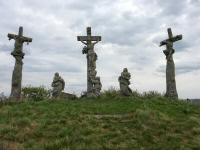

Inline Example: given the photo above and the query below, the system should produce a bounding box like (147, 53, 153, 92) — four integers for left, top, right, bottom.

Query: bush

(0, 92, 8, 102)
(142, 91, 163, 99)
(131, 90, 142, 98)
(101, 87, 120, 98)
(22, 86, 51, 101)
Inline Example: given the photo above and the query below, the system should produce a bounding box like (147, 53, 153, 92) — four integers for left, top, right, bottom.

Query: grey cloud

(0, 0, 200, 98)
(0, 65, 12, 81)
(23, 56, 83, 73)
(0, 44, 12, 52)
(156, 0, 187, 16)
(24, 62, 82, 73)
(157, 63, 200, 75)
(189, 0, 200, 5)
(176, 65, 200, 74)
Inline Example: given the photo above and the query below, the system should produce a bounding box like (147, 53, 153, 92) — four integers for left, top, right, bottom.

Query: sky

(0, 0, 200, 99)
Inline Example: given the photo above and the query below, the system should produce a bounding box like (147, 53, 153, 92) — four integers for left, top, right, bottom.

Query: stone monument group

(6, 26, 182, 100)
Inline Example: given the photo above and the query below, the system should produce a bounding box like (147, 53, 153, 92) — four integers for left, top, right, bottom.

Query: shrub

(22, 86, 51, 101)
(101, 87, 120, 98)
(131, 90, 142, 98)
(142, 91, 163, 99)
(0, 92, 8, 102)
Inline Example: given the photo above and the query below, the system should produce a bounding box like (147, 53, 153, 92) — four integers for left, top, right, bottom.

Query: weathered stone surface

(118, 68, 132, 96)
(59, 92, 77, 99)
(51, 72, 65, 98)
(92, 76, 102, 96)
(160, 28, 182, 99)
(8, 26, 32, 100)
(77, 27, 102, 97)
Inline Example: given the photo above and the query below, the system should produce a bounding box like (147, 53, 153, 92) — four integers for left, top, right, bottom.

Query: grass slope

(0, 96, 200, 150)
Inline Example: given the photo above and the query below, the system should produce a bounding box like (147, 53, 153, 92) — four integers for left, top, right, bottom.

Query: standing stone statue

(118, 68, 132, 96)
(160, 28, 182, 99)
(8, 26, 32, 100)
(51, 72, 65, 98)
(77, 27, 102, 97)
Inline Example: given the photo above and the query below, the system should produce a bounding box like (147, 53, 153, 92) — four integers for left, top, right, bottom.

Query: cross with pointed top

(77, 27, 101, 94)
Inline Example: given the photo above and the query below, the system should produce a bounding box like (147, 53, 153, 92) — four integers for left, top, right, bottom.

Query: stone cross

(77, 27, 101, 95)
(160, 28, 182, 99)
(8, 26, 32, 100)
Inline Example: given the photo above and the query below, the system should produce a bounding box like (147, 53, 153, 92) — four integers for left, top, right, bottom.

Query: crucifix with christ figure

(160, 28, 182, 99)
(8, 26, 32, 99)
(77, 27, 102, 95)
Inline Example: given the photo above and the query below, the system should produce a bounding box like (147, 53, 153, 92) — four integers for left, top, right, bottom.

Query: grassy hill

(0, 95, 200, 150)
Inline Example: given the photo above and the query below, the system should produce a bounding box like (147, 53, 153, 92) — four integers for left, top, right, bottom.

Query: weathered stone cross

(160, 28, 182, 53)
(160, 28, 182, 98)
(8, 26, 32, 99)
(77, 27, 101, 94)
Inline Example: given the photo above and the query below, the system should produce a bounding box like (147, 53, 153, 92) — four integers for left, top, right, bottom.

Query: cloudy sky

(0, 0, 200, 98)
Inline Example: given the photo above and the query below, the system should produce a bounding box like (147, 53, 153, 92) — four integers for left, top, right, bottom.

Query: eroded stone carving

(8, 26, 32, 100)
(51, 72, 65, 98)
(92, 76, 102, 96)
(77, 27, 102, 97)
(118, 68, 132, 96)
(160, 28, 182, 99)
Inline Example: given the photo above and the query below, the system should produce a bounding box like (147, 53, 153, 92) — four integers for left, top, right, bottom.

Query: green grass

(0, 96, 200, 150)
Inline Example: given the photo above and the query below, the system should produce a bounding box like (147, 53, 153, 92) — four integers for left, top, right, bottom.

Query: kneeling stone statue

(118, 68, 132, 96)
(51, 72, 65, 98)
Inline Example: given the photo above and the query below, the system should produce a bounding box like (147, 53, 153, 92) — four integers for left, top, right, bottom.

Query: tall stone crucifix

(160, 28, 182, 99)
(77, 27, 102, 95)
(8, 26, 32, 99)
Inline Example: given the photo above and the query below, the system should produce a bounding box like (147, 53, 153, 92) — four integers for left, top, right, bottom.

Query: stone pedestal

(165, 56, 178, 98)
(10, 54, 24, 99)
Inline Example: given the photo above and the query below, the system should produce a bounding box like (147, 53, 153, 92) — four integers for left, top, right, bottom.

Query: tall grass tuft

(142, 91, 164, 99)
(101, 87, 120, 99)
(22, 85, 51, 101)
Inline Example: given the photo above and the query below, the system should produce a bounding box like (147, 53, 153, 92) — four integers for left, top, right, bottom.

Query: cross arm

(170, 34, 182, 42)
(77, 36, 101, 42)
(7, 33, 17, 40)
(77, 36, 87, 45)
(160, 34, 182, 47)
(160, 40, 168, 47)
(22, 36, 32, 44)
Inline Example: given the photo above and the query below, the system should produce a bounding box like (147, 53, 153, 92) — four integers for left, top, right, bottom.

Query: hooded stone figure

(51, 72, 65, 98)
(118, 68, 132, 96)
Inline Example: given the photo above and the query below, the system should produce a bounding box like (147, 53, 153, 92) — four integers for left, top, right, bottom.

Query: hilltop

(0, 95, 200, 150)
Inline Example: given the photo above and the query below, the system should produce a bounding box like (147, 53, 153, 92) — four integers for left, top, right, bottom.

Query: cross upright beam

(168, 28, 173, 39)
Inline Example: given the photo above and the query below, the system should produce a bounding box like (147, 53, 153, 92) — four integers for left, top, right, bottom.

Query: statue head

(123, 68, 128, 72)
(55, 72, 59, 77)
